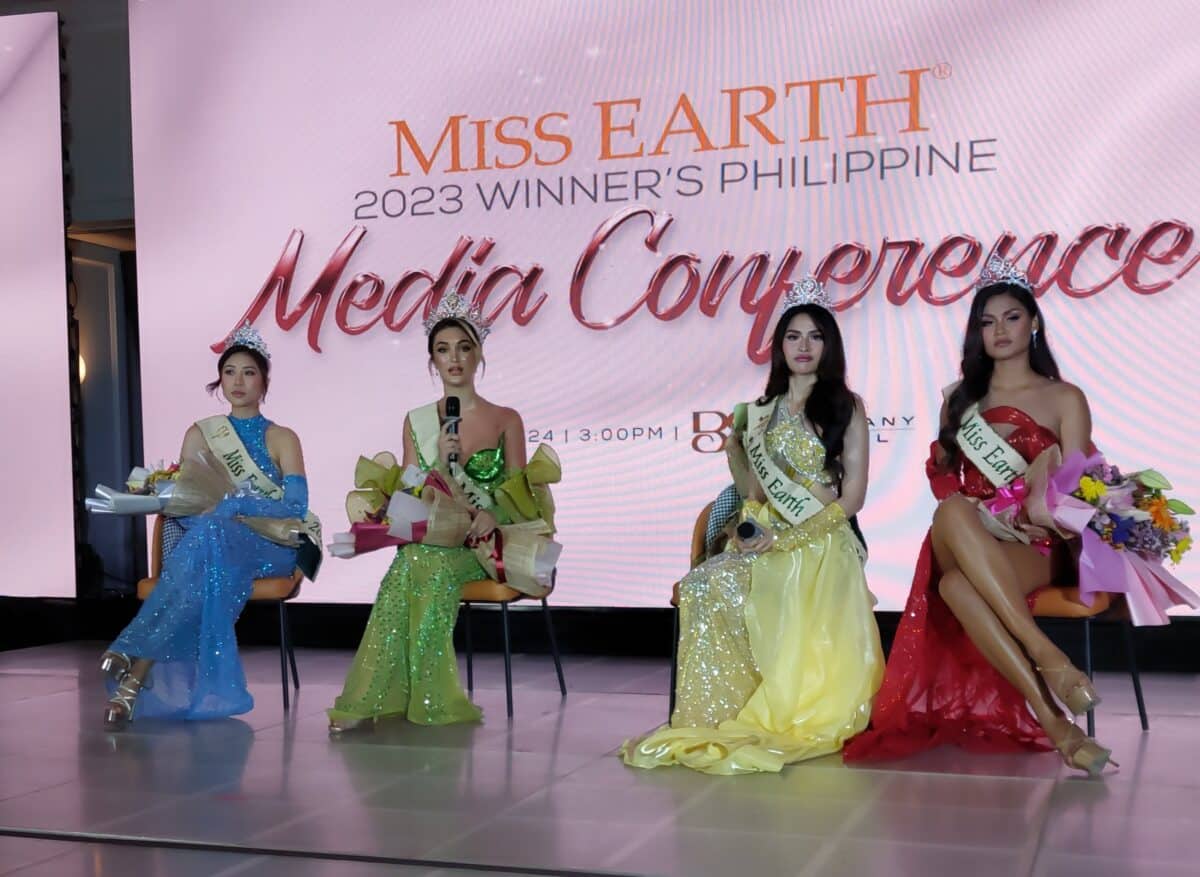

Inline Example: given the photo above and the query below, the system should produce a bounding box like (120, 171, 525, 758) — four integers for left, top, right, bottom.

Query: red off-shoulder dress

(844, 407, 1059, 761)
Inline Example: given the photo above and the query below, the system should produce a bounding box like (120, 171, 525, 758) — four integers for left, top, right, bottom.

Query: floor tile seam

(563, 778, 723, 869)
(1004, 769, 1060, 877)
(82, 780, 297, 835)
(1033, 849, 1200, 869)
(0, 826, 647, 877)
(418, 786, 602, 859)
(0, 779, 79, 808)
(792, 772, 890, 875)
(848, 765, 1059, 785)
(0, 840, 84, 876)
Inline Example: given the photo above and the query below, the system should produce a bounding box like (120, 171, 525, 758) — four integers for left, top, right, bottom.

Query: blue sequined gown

(107, 414, 303, 719)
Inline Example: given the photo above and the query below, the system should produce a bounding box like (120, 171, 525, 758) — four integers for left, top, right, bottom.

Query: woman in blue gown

(100, 326, 311, 729)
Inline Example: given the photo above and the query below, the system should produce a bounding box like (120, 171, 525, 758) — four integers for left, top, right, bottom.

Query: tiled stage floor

(1, 642, 1197, 876)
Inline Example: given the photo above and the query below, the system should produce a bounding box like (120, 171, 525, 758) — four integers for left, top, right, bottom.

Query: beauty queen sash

(410, 402, 494, 510)
(740, 397, 824, 526)
(955, 403, 1028, 488)
(196, 415, 323, 579)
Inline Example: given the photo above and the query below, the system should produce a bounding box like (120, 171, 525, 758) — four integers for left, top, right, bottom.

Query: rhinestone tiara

(975, 254, 1033, 292)
(783, 275, 833, 312)
(422, 291, 492, 343)
(222, 321, 270, 360)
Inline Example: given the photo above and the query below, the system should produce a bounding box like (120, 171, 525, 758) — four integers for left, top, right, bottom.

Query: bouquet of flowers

(327, 453, 470, 559)
(1071, 462, 1192, 565)
(87, 458, 206, 516)
(1042, 451, 1199, 625)
(328, 444, 564, 598)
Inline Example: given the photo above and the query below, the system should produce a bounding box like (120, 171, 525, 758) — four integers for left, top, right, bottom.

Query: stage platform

(1, 642, 1197, 876)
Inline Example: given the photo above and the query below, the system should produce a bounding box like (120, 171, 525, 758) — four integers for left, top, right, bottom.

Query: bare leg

(931, 496, 1073, 672)
(938, 570, 1067, 735)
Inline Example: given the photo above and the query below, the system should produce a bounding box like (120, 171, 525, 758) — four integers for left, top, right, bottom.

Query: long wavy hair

(758, 304, 856, 486)
(937, 281, 1061, 470)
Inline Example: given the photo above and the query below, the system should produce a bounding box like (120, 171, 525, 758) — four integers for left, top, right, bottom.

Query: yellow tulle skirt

(622, 506, 884, 774)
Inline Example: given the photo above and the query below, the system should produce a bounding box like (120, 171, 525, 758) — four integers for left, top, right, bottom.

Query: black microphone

(736, 520, 764, 541)
(445, 396, 460, 466)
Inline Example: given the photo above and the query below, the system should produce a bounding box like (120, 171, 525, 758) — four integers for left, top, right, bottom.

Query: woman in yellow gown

(622, 277, 884, 774)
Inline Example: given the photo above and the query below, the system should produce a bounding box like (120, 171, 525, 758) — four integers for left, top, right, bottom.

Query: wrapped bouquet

(1040, 451, 1198, 625)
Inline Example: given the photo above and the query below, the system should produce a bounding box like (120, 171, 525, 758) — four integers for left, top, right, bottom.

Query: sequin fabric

(763, 404, 836, 490)
(843, 407, 1060, 762)
(108, 414, 299, 719)
(622, 398, 884, 774)
(328, 438, 503, 726)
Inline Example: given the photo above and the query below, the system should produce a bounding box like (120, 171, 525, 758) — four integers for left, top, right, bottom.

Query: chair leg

(669, 606, 679, 720)
(463, 601, 474, 694)
(277, 601, 290, 712)
(500, 601, 514, 719)
(1083, 617, 1094, 737)
(1121, 621, 1149, 732)
(541, 598, 567, 697)
(283, 602, 300, 690)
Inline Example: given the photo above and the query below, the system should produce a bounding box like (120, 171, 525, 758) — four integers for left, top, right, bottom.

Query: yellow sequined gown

(622, 401, 884, 774)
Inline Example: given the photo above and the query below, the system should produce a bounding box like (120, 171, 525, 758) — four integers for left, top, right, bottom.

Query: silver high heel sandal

(103, 674, 146, 732)
(99, 650, 132, 683)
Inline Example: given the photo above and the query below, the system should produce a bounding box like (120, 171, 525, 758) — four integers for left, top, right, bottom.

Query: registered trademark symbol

(933, 62, 952, 79)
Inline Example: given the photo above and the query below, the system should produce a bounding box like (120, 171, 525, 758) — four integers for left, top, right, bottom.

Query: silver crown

(975, 255, 1033, 292)
(422, 291, 492, 343)
(223, 321, 270, 360)
(784, 275, 834, 312)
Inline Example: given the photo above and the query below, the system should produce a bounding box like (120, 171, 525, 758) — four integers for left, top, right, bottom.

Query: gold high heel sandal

(99, 651, 132, 683)
(103, 674, 146, 732)
(1054, 722, 1117, 777)
(1037, 663, 1101, 716)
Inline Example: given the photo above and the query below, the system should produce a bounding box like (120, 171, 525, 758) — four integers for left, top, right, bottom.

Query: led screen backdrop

(0, 12, 73, 597)
(129, 0, 1200, 606)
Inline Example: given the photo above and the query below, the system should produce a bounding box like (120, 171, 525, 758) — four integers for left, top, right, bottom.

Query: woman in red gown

(844, 256, 1114, 776)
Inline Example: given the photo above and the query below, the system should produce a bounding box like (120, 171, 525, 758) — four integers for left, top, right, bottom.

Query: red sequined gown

(844, 407, 1060, 761)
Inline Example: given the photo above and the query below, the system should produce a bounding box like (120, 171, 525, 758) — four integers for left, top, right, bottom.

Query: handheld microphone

(445, 396, 460, 466)
(736, 520, 765, 541)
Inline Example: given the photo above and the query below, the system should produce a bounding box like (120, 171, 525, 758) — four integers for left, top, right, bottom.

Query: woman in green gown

(328, 295, 528, 731)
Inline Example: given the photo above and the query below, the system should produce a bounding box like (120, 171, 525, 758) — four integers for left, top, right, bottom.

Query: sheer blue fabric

(107, 414, 302, 719)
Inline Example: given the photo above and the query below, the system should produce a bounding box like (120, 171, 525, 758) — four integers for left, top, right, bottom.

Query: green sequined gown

(328, 437, 507, 726)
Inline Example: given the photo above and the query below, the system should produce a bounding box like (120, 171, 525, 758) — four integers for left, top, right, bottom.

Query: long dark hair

(758, 304, 856, 485)
(937, 281, 1061, 469)
(205, 344, 270, 396)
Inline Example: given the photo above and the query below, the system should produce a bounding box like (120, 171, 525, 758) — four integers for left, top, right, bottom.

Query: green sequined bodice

(763, 403, 835, 488)
(462, 442, 506, 491)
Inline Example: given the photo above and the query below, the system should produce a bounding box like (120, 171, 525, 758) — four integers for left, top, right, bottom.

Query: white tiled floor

(0, 642, 1197, 876)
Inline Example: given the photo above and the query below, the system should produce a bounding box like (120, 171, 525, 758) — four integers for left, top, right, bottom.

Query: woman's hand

(467, 509, 498, 540)
(735, 528, 774, 554)
(437, 419, 462, 467)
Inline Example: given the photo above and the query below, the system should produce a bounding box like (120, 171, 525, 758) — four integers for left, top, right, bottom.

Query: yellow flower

(1078, 476, 1108, 503)
(1170, 536, 1192, 565)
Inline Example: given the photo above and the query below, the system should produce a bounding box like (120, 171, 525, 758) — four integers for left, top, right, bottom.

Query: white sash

(408, 403, 494, 510)
(196, 415, 323, 549)
(740, 398, 824, 526)
(955, 403, 1028, 488)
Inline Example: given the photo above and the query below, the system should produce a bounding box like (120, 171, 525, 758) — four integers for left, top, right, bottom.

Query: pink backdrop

(129, 0, 1200, 607)
(0, 13, 73, 597)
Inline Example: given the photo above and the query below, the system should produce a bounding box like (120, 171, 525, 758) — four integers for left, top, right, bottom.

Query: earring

(1032, 328, 1040, 348)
